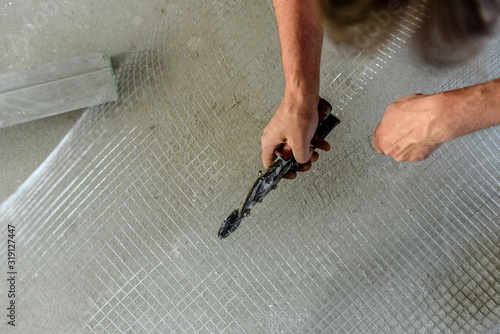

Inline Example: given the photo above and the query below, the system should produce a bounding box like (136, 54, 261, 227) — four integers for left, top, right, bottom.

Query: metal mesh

(0, 0, 498, 333)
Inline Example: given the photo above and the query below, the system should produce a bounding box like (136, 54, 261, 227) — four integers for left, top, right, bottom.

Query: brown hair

(319, 0, 500, 64)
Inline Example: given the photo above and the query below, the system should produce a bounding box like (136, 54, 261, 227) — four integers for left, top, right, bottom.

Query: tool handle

(316, 99, 339, 139)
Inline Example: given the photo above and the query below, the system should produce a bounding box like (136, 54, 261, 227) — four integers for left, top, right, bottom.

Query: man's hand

(264, 0, 325, 178)
(261, 94, 331, 179)
(372, 93, 445, 162)
(373, 79, 500, 162)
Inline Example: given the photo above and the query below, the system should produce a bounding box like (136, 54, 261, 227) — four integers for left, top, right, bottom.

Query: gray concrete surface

(0, 0, 168, 203)
(0, 1, 498, 333)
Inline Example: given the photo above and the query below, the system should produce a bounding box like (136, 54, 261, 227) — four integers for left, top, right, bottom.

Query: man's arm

(261, 0, 329, 175)
(372, 78, 500, 162)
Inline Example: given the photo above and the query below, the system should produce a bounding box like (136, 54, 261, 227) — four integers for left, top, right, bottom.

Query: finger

(311, 136, 331, 152)
(279, 143, 293, 157)
(372, 139, 384, 155)
(283, 171, 297, 180)
(262, 139, 281, 168)
(290, 143, 313, 164)
(297, 161, 312, 172)
(309, 151, 319, 163)
(408, 143, 441, 163)
(372, 128, 384, 155)
(297, 151, 319, 173)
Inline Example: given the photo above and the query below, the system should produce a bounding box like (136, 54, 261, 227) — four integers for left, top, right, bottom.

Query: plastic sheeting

(0, 0, 498, 332)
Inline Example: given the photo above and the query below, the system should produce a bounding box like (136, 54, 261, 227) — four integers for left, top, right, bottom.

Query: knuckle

(385, 104, 397, 114)
(394, 155, 405, 162)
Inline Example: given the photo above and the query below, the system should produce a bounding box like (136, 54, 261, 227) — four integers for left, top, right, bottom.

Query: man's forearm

(273, 0, 323, 101)
(261, 0, 326, 168)
(438, 78, 500, 142)
(372, 78, 500, 163)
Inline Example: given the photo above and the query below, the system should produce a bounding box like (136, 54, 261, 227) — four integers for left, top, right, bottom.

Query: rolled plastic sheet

(0, 52, 118, 128)
(0, 0, 498, 332)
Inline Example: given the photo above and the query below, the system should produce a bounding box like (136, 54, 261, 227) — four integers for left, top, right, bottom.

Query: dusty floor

(0, 0, 169, 202)
(0, 0, 499, 333)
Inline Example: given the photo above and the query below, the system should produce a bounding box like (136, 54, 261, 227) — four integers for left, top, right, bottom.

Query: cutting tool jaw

(218, 155, 296, 239)
(218, 99, 339, 239)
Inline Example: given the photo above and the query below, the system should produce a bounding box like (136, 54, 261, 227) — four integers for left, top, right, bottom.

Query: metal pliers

(218, 98, 340, 239)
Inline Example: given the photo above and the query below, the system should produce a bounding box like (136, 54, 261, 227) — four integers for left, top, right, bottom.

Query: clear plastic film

(0, 0, 498, 332)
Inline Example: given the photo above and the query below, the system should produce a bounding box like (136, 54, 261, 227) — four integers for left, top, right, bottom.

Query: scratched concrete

(0, 1, 499, 333)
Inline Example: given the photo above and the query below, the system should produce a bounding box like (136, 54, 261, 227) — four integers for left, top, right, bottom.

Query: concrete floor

(0, 1, 498, 333)
(0, 0, 169, 203)
(0, 0, 454, 203)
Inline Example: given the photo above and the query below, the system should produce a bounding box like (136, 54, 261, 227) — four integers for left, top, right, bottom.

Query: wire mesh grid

(0, 0, 498, 333)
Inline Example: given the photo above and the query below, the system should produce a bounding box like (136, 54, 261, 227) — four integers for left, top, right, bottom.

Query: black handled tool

(218, 98, 340, 239)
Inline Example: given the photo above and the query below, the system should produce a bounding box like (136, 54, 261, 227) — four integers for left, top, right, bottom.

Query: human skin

(261, 0, 329, 179)
(372, 79, 500, 162)
(263, 0, 500, 171)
